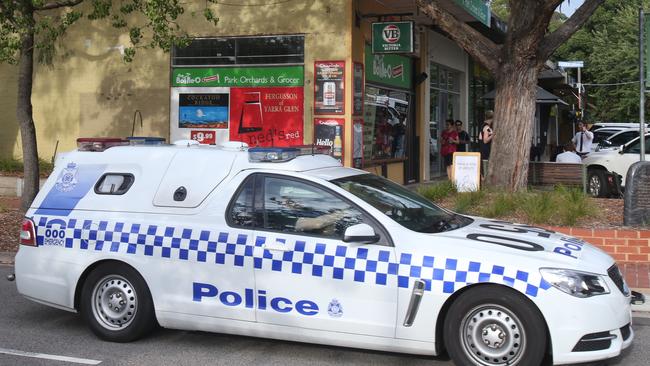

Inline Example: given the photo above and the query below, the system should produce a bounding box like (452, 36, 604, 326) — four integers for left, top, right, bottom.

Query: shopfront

(362, 45, 418, 184)
(169, 36, 306, 146)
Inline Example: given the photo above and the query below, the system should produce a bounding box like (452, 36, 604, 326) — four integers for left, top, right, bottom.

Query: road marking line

(0, 347, 102, 365)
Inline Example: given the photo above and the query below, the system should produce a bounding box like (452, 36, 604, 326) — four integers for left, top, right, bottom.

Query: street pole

(577, 66, 583, 121)
(640, 8, 646, 161)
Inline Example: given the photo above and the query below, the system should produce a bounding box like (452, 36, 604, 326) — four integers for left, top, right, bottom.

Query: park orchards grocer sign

(172, 66, 304, 87)
(170, 65, 305, 148)
(365, 45, 412, 90)
(372, 21, 414, 54)
(453, 0, 491, 27)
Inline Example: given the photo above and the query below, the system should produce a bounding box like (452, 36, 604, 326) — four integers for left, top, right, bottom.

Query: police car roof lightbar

(248, 147, 300, 163)
(77, 138, 129, 152)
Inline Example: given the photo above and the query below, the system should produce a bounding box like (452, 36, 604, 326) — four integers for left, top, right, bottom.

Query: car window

(608, 131, 637, 146)
(229, 176, 258, 228)
(625, 136, 650, 154)
(593, 130, 616, 144)
(262, 176, 365, 239)
(331, 173, 472, 233)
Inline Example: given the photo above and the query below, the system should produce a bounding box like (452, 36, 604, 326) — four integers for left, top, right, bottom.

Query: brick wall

(545, 227, 650, 263)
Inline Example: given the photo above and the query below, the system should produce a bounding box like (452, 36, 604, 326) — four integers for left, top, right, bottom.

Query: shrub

(520, 191, 555, 224)
(418, 181, 456, 202)
(0, 158, 54, 176)
(555, 185, 595, 226)
(454, 190, 485, 214)
(480, 192, 518, 218)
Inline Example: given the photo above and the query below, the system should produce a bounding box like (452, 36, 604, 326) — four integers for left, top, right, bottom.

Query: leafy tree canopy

(0, 0, 219, 65)
(554, 0, 647, 122)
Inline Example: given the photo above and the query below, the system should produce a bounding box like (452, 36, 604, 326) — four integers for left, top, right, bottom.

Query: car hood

(436, 217, 614, 273)
(583, 150, 616, 163)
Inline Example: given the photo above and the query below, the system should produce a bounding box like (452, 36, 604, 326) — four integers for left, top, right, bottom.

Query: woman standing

(479, 110, 494, 161)
(441, 119, 459, 179)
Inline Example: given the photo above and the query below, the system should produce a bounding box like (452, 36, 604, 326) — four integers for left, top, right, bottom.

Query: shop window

(363, 86, 410, 161)
(172, 35, 304, 66)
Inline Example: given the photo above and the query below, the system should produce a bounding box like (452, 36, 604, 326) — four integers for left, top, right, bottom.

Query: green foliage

(555, 0, 649, 122)
(418, 184, 595, 226)
(520, 191, 556, 224)
(0, 158, 54, 175)
(454, 190, 485, 214)
(0, 0, 220, 65)
(479, 192, 518, 217)
(417, 181, 457, 202)
(554, 185, 594, 225)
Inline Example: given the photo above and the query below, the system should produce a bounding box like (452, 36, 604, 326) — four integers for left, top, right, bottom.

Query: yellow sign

(452, 152, 482, 192)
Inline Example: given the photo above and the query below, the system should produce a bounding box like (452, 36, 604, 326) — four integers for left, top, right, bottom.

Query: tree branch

(35, 0, 84, 11)
(416, 0, 500, 74)
(539, 0, 604, 59)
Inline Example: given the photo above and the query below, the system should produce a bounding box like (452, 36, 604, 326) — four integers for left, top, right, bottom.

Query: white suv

(583, 133, 650, 197)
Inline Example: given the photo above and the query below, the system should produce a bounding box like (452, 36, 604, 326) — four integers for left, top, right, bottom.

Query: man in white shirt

(572, 122, 594, 156)
(556, 142, 582, 163)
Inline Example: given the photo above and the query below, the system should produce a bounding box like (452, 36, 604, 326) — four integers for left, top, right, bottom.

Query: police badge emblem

(54, 163, 79, 192)
(327, 299, 343, 318)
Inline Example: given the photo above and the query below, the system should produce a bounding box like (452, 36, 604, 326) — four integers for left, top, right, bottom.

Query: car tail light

(20, 218, 37, 246)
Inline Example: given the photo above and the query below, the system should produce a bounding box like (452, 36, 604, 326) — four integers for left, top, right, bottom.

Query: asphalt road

(0, 264, 648, 366)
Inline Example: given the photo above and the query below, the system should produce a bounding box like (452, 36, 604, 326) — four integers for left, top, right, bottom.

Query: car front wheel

(81, 262, 156, 342)
(444, 285, 547, 366)
(587, 169, 609, 198)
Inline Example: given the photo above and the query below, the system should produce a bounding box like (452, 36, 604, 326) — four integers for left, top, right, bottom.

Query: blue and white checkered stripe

(36, 216, 551, 297)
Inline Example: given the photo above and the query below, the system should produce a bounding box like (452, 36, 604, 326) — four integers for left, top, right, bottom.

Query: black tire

(80, 262, 156, 342)
(587, 169, 609, 198)
(443, 285, 547, 366)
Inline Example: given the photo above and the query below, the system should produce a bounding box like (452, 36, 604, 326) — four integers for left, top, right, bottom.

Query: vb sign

(372, 21, 414, 54)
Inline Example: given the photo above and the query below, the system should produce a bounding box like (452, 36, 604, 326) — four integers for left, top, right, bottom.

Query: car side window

(262, 176, 365, 239)
(229, 176, 258, 228)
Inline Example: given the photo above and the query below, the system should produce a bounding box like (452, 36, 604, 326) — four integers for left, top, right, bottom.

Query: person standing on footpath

(572, 121, 594, 157)
(479, 111, 494, 179)
(455, 119, 471, 152)
(441, 119, 459, 179)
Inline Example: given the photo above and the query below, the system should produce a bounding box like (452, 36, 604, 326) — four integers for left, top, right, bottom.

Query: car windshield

(330, 174, 472, 233)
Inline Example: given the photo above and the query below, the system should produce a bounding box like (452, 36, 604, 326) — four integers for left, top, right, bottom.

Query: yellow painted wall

(0, 0, 351, 161)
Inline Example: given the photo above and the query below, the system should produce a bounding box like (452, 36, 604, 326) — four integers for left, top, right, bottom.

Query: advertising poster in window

(229, 87, 304, 147)
(314, 118, 344, 163)
(353, 119, 364, 168)
(178, 93, 229, 129)
(353, 63, 364, 116)
(314, 61, 345, 115)
(190, 130, 216, 144)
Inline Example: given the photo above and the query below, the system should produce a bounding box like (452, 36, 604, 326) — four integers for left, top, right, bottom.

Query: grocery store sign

(365, 45, 412, 89)
(371, 21, 414, 54)
(172, 66, 304, 87)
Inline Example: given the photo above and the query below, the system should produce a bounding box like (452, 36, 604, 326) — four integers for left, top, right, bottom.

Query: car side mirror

(619, 145, 625, 154)
(343, 223, 380, 244)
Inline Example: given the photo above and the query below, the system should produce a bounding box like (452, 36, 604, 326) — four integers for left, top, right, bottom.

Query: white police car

(14, 140, 639, 366)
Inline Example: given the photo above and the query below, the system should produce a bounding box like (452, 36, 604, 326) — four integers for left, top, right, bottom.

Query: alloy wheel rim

(460, 304, 526, 366)
(589, 175, 601, 196)
(91, 275, 138, 330)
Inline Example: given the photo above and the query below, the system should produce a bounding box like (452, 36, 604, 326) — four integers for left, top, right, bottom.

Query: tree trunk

(486, 62, 540, 191)
(16, 9, 39, 211)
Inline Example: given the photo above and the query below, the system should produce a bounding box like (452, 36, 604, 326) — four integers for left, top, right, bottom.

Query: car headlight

(540, 268, 610, 298)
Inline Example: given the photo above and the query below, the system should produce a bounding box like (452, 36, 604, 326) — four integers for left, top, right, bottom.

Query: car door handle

(262, 242, 290, 252)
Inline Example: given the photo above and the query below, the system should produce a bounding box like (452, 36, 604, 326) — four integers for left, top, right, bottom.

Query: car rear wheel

(444, 285, 547, 366)
(587, 169, 609, 198)
(81, 262, 156, 342)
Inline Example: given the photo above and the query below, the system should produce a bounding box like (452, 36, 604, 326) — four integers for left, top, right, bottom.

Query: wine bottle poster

(314, 61, 345, 115)
(229, 86, 304, 147)
(314, 118, 345, 164)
